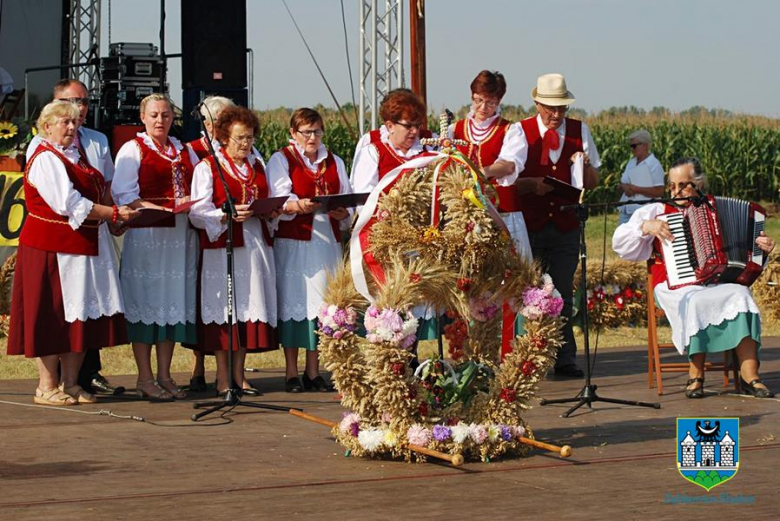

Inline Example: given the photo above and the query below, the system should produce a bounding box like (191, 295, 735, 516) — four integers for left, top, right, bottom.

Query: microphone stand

(536, 195, 699, 417)
(191, 107, 296, 421)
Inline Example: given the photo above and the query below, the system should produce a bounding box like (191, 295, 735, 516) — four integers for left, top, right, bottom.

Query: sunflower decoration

(0, 121, 18, 140)
(0, 118, 34, 158)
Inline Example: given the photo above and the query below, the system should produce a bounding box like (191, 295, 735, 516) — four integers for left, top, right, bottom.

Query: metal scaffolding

(359, 0, 404, 134)
(67, 0, 101, 94)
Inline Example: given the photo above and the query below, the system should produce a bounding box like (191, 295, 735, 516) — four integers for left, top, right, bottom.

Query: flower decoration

(409, 272, 422, 284)
(499, 388, 517, 403)
(0, 121, 18, 140)
(432, 425, 452, 442)
(318, 304, 358, 339)
(377, 208, 391, 221)
(407, 425, 432, 447)
(469, 292, 500, 322)
(521, 360, 537, 376)
(339, 412, 361, 437)
(364, 305, 418, 348)
(470, 424, 488, 444)
(358, 428, 385, 452)
(456, 277, 473, 292)
(519, 274, 564, 320)
(0, 118, 35, 158)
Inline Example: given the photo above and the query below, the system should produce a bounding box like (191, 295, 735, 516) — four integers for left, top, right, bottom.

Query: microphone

(190, 101, 205, 120)
(694, 187, 714, 210)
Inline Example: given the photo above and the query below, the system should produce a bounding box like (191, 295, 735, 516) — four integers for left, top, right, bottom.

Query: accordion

(657, 196, 767, 289)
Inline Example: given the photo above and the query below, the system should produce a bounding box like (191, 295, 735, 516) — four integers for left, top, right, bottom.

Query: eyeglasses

(230, 135, 255, 145)
(667, 181, 695, 192)
(59, 97, 89, 106)
(296, 129, 324, 139)
(472, 96, 500, 109)
(538, 103, 568, 114)
(393, 120, 423, 131)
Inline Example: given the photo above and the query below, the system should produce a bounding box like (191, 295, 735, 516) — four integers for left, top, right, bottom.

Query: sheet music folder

(249, 196, 289, 215)
(312, 192, 370, 211)
(543, 176, 583, 201)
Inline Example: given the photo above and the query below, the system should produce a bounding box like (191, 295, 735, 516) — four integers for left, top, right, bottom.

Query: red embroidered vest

(369, 128, 433, 180)
(20, 142, 106, 256)
(132, 136, 195, 228)
(187, 136, 211, 161)
(453, 117, 521, 213)
(519, 117, 583, 232)
(200, 155, 272, 249)
(275, 146, 342, 242)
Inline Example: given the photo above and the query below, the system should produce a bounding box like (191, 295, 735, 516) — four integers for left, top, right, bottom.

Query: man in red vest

(515, 73, 601, 378)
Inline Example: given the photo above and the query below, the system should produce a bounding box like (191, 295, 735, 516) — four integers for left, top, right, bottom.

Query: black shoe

(302, 373, 335, 392)
(285, 377, 304, 393)
(685, 377, 705, 399)
(241, 384, 262, 396)
(189, 375, 207, 392)
(554, 365, 584, 378)
(740, 378, 775, 398)
(90, 374, 125, 396)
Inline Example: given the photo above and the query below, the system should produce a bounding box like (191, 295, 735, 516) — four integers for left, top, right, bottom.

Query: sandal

(685, 377, 705, 399)
(136, 379, 174, 402)
(34, 387, 78, 406)
(740, 378, 775, 398)
(61, 384, 97, 404)
(157, 378, 187, 400)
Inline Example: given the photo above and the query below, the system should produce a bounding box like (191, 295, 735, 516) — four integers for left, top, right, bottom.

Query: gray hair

(36, 100, 80, 138)
(628, 128, 652, 148)
(669, 157, 707, 190)
(200, 96, 235, 125)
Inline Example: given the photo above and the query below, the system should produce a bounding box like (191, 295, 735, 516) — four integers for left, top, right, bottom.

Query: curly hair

(36, 100, 80, 138)
(379, 88, 426, 124)
(213, 106, 261, 146)
(470, 70, 506, 100)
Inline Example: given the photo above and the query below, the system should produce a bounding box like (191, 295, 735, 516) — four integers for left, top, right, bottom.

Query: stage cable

(280, 0, 357, 142)
(0, 399, 235, 427)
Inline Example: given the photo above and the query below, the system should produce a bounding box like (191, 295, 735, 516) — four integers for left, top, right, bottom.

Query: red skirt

(198, 320, 278, 352)
(7, 244, 127, 358)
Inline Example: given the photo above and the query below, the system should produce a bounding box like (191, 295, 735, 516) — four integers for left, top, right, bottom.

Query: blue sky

(101, 0, 780, 116)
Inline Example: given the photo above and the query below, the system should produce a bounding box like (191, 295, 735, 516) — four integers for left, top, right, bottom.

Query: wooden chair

(646, 271, 739, 395)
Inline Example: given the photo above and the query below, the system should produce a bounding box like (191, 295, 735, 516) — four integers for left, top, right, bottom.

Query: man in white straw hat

(514, 73, 601, 378)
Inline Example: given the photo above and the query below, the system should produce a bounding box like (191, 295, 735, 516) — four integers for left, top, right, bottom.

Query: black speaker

(181, 0, 247, 89)
(181, 87, 249, 141)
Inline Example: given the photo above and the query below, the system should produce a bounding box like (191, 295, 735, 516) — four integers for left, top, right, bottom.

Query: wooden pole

(289, 409, 464, 466)
(410, 0, 427, 113)
(518, 436, 573, 458)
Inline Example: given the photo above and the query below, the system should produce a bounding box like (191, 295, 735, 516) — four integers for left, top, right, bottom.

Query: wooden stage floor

(1, 340, 778, 520)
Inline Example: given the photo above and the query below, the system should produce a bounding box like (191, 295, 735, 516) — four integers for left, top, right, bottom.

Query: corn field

(254, 106, 780, 205)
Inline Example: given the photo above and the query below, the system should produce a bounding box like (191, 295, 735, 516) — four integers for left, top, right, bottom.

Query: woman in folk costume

(187, 95, 235, 161)
(266, 108, 351, 393)
(613, 158, 775, 398)
(112, 93, 199, 401)
(185, 95, 235, 392)
(189, 106, 278, 396)
(448, 70, 531, 260)
(8, 101, 137, 406)
(350, 88, 442, 340)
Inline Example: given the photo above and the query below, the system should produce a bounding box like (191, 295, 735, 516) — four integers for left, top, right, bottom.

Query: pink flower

(407, 425, 432, 447)
(470, 424, 488, 444)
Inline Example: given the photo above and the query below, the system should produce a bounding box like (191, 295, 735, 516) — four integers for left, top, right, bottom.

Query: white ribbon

(349, 153, 447, 302)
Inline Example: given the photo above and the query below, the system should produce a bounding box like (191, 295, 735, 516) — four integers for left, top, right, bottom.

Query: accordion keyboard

(658, 212, 697, 286)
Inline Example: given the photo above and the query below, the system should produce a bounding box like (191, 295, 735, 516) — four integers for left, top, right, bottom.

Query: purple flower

(500, 425, 513, 441)
(432, 425, 452, 442)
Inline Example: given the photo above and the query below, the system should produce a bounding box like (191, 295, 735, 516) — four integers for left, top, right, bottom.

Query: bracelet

(111, 205, 119, 223)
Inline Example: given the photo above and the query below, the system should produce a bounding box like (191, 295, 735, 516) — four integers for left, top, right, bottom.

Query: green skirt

(279, 319, 319, 351)
(686, 311, 761, 360)
(126, 321, 197, 344)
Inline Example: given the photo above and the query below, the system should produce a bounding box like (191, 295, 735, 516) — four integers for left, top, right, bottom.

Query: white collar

(467, 109, 501, 130)
(137, 132, 184, 159)
(379, 124, 424, 157)
(43, 138, 80, 163)
(288, 139, 328, 168)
